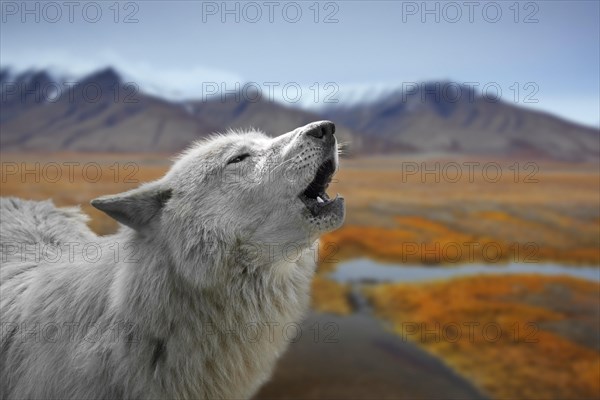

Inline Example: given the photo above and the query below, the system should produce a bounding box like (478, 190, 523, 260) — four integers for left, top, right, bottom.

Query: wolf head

(91, 121, 345, 281)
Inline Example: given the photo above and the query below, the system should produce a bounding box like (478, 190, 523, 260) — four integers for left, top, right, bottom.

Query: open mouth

(298, 158, 339, 216)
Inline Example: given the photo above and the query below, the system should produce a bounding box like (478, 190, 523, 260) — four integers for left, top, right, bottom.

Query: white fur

(0, 122, 344, 399)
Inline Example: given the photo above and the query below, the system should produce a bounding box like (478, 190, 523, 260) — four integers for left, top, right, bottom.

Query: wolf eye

(227, 153, 250, 165)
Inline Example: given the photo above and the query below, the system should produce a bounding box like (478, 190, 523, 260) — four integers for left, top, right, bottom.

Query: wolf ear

(91, 183, 173, 231)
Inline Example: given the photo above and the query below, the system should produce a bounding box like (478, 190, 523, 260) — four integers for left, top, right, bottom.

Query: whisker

(272, 155, 302, 173)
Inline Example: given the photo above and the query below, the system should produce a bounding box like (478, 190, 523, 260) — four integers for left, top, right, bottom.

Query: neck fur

(105, 230, 316, 398)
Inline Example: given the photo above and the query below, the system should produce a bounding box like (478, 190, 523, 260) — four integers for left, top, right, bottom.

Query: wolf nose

(305, 121, 335, 139)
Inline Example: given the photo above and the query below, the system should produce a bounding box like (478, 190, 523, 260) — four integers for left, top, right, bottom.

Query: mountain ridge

(1, 67, 597, 161)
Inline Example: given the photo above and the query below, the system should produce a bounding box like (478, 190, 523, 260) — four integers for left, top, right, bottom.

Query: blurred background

(1, 1, 599, 399)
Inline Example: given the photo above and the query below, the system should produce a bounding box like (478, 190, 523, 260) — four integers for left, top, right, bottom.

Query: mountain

(0, 68, 359, 153)
(1, 68, 597, 161)
(322, 82, 599, 161)
(0, 68, 220, 152)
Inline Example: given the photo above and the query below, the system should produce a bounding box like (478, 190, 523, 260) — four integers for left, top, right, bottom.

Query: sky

(1, 0, 599, 126)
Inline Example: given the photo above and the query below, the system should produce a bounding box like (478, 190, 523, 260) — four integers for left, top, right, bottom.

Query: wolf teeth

(317, 196, 324, 203)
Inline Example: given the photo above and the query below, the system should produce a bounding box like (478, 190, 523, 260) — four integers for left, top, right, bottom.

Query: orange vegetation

(322, 220, 600, 266)
(365, 275, 600, 399)
(310, 275, 352, 315)
(324, 157, 600, 266)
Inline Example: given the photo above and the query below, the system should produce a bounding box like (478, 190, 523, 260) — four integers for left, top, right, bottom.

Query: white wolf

(0, 121, 344, 399)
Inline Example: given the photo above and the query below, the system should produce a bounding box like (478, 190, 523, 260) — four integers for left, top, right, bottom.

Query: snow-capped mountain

(0, 67, 358, 153)
(1, 67, 598, 161)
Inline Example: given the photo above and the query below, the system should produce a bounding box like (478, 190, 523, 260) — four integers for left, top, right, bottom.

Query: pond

(330, 259, 600, 283)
